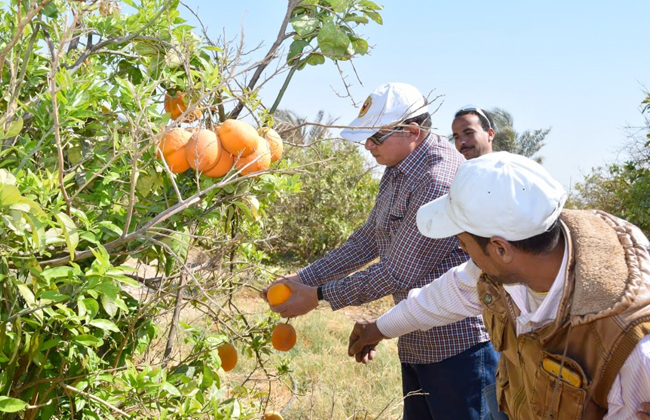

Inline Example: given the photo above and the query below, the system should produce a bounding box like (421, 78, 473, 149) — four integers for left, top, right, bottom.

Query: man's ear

(490, 237, 513, 263)
(404, 122, 421, 138)
(487, 127, 495, 143)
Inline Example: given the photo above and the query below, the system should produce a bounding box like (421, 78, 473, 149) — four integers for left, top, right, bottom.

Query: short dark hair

(469, 219, 562, 255)
(454, 108, 494, 132)
(402, 112, 431, 130)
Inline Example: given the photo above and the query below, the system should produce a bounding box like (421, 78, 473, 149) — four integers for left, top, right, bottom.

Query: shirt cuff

(376, 303, 420, 339)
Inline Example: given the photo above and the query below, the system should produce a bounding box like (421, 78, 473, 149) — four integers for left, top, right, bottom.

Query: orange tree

(0, 0, 382, 418)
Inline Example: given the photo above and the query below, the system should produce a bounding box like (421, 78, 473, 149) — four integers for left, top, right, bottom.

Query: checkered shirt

(298, 134, 490, 363)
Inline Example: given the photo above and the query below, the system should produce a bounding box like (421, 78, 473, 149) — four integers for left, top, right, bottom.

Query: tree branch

(229, 0, 301, 119)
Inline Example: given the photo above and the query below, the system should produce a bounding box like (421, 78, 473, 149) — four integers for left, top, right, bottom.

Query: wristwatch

(316, 285, 324, 301)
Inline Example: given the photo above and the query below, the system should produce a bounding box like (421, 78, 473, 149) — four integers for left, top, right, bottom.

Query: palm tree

(489, 108, 550, 164)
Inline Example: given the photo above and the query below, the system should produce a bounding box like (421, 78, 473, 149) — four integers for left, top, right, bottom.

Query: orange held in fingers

(217, 342, 238, 372)
(219, 119, 260, 157)
(271, 323, 296, 352)
(158, 128, 191, 173)
(267, 283, 291, 306)
(185, 129, 221, 173)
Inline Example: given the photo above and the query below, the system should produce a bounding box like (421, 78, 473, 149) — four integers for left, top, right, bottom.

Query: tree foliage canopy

(489, 107, 550, 163)
(0, 0, 383, 418)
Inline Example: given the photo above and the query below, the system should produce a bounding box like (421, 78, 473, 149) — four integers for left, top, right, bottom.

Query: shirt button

(483, 294, 493, 305)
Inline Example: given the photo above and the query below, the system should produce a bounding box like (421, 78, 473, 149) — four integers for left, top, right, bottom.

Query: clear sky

(180, 0, 649, 188)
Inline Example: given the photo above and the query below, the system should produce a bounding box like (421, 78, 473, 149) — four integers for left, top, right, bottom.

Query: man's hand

(348, 320, 387, 364)
(637, 402, 650, 419)
(265, 277, 319, 318)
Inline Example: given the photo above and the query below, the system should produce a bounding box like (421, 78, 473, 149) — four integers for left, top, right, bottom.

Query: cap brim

(416, 194, 464, 239)
(340, 127, 377, 142)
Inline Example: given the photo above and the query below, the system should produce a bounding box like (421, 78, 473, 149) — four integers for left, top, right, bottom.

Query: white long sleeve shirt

(376, 250, 650, 420)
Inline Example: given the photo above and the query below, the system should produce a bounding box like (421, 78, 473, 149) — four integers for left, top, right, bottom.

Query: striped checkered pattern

(299, 134, 491, 363)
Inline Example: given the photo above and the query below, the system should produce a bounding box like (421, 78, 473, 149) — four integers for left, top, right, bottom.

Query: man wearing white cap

(348, 152, 650, 420)
(265, 82, 498, 420)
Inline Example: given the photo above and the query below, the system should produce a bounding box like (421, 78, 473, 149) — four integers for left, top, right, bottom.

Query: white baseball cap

(340, 82, 429, 142)
(416, 152, 567, 241)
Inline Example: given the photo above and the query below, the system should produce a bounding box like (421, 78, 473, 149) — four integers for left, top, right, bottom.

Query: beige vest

(478, 210, 650, 420)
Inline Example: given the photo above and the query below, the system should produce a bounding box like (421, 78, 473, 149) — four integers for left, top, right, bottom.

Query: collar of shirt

(503, 235, 569, 335)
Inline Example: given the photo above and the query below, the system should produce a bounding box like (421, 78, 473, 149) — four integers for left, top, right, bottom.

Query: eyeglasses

(367, 127, 403, 146)
(455, 105, 492, 130)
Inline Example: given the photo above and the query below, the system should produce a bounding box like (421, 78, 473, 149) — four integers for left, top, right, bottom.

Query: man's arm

(321, 181, 465, 310)
(348, 261, 484, 359)
(605, 336, 650, 420)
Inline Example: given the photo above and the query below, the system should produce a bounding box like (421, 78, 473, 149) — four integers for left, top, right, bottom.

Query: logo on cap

(358, 96, 372, 118)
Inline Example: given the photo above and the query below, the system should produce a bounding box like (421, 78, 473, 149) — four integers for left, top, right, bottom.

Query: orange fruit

(158, 128, 191, 173)
(271, 323, 296, 352)
(185, 129, 221, 172)
(203, 149, 234, 178)
(219, 119, 260, 157)
(164, 91, 202, 122)
(258, 127, 283, 162)
(217, 342, 238, 372)
(263, 412, 284, 420)
(234, 137, 271, 176)
(267, 283, 291, 306)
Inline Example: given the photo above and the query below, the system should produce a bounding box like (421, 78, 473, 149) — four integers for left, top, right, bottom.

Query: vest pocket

(530, 352, 589, 420)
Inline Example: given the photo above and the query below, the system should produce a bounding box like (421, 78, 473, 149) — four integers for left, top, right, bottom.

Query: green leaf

(291, 15, 320, 37)
(344, 14, 368, 24)
(326, 0, 349, 12)
(73, 335, 103, 347)
(41, 266, 75, 282)
(0, 396, 27, 413)
(351, 38, 369, 55)
(98, 220, 123, 237)
(4, 117, 23, 139)
(0, 184, 21, 207)
(41, 2, 58, 18)
(89, 319, 120, 332)
(307, 53, 326, 66)
(287, 40, 309, 65)
(317, 21, 351, 58)
(365, 10, 383, 24)
(161, 382, 182, 397)
(16, 284, 35, 306)
(101, 294, 117, 317)
(39, 291, 70, 302)
(40, 338, 61, 352)
(54, 212, 79, 259)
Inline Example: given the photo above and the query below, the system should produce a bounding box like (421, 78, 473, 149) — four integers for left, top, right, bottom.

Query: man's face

(364, 127, 416, 167)
(456, 233, 520, 285)
(452, 114, 494, 160)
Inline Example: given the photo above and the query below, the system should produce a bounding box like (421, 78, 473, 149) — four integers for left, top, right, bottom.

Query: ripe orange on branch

(203, 149, 234, 178)
(219, 119, 260, 157)
(164, 91, 202, 122)
(263, 412, 284, 420)
(157, 128, 191, 173)
(267, 283, 291, 306)
(217, 342, 238, 372)
(258, 127, 283, 162)
(271, 323, 296, 352)
(185, 129, 222, 172)
(234, 137, 271, 175)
